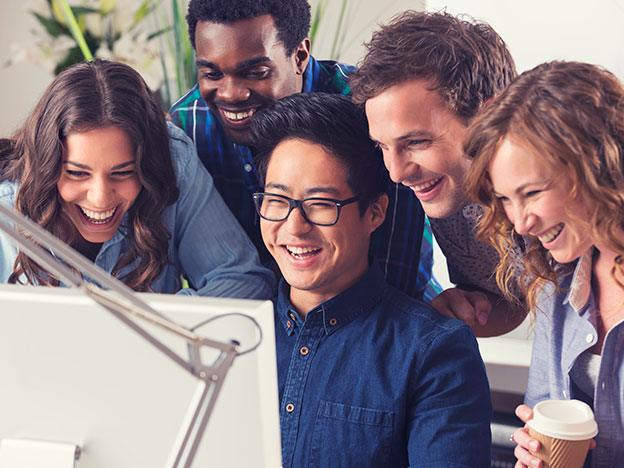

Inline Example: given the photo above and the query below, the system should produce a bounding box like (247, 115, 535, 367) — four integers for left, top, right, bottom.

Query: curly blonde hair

(464, 61, 624, 313)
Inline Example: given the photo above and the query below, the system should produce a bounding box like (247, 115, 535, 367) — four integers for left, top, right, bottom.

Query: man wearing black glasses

(249, 93, 491, 468)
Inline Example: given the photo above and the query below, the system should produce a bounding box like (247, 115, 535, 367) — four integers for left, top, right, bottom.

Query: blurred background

(3, 0, 623, 137)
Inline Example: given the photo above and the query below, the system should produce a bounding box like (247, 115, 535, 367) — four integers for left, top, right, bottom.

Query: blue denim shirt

(274, 264, 492, 468)
(0, 123, 275, 299)
(526, 250, 624, 468)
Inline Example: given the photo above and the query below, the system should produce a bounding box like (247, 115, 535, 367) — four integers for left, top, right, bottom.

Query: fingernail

(530, 458, 541, 468)
(529, 441, 539, 452)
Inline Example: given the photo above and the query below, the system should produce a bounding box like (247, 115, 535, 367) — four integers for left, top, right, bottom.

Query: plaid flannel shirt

(169, 56, 436, 300)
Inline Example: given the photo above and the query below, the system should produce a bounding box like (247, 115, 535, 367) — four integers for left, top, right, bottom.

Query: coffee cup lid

(527, 400, 598, 441)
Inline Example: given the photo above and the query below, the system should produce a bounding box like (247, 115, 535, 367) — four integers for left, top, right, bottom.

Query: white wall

(308, 0, 426, 64)
(0, 0, 54, 137)
(427, 0, 624, 79)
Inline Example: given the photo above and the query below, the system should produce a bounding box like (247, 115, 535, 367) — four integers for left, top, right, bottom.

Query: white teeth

(80, 206, 116, 224)
(286, 245, 320, 257)
(223, 109, 254, 121)
(538, 223, 564, 243)
(411, 177, 442, 192)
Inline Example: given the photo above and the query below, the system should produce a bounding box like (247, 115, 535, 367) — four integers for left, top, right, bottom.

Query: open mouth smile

(285, 245, 321, 259)
(537, 223, 564, 244)
(410, 177, 443, 193)
(219, 107, 257, 125)
(78, 205, 118, 225)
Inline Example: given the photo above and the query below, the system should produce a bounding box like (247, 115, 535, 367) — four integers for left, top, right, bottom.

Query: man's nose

(216, 76, 251, 103)
(383, 148, 416, 184)
(283, 205, 313, 236)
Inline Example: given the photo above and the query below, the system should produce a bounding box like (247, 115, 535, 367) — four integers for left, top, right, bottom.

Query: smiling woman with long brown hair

(0, 59, 274, 298)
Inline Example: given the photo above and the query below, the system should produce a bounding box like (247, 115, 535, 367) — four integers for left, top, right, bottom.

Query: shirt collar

(275, 262, 387, 336)
(565, 247, 594, 312)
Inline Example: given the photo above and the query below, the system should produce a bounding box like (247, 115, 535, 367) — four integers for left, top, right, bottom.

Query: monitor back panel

(0, 284, 281, 468)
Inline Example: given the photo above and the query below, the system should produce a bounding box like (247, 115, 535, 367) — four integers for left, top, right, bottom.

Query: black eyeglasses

(252, 192, 359, 226)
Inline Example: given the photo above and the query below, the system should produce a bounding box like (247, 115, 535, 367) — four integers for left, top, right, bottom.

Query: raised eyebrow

(495, 181, 549, 197)
(238, 56, 272, 69)
(196, 56, 271, 70)
(111, 161, 136, 171)
(63, 161, 135, 171)
(515, 181, 548, 195)
(265, 182, 290, 193)
(63, 161, 91, 170)
(263, 184, 341, 197)
(306, 187, 341, 197)
(396, 130, 434, 142)
(196, 59, 218, 69)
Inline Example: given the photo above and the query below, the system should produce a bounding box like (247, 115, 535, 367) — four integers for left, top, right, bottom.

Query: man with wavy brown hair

(351, 10, 524, 336)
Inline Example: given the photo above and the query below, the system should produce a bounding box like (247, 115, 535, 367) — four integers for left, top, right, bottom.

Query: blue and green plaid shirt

(169, 56, 436, 300)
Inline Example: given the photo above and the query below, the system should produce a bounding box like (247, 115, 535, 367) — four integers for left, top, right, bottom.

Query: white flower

(95, 31, 165, 89)
(108, 0, 144, 33)
(14, 0, 192, 108)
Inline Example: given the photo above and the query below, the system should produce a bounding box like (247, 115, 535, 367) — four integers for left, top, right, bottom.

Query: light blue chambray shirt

(0, 123, 276, 299)
(525, 249, 624, 468)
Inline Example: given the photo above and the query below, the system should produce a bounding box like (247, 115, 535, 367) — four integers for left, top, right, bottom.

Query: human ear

(293, 38, 311, 75)
(368, 193, 389, 233)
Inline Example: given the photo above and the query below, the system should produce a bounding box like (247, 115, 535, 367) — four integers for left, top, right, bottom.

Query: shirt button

(329, 318, 337, 326)
(300, 346, 309, 356)
(585, 333, 594, 343)
(286, 403, 295, 413)
(244, 163, 253, 172)
(289, 313, 296, 321)
(286, 320, 292, 328)
(601, 381, 606, 390)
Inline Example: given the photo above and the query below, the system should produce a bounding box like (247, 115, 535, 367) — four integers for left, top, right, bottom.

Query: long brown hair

(464, 61, 624, 312)
(0, 59, 179, 291)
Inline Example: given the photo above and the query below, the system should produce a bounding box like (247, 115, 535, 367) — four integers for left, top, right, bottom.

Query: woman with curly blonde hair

(465, 61, 624, 468)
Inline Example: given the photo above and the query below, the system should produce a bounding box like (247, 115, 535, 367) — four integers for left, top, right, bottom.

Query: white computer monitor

(0, 284, 281, 468)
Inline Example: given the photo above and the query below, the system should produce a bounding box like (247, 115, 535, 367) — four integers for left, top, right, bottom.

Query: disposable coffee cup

(527, 399, 598, 468)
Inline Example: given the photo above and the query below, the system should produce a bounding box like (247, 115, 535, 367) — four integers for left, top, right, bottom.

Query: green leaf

(53, 45, 87, 75)
(147, 26, 171, 41)
(330, 0, 349, 60)
(53, 0, 93, 61)
(131, 0, 153, 30)
(71, 7, 100, 15)
(31, 11, 67, 38)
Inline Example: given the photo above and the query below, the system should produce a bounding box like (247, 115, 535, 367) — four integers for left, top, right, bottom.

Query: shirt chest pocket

(309, 400, 395, 468)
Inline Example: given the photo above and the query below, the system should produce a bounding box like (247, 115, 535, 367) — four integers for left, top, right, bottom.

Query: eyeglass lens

(256, 194, 339, 225)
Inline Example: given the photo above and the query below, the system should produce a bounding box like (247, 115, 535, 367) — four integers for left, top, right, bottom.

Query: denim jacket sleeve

(0, 182, 19, 283)
(407, 324, 492, 467)
(166, 123, 276, 299)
